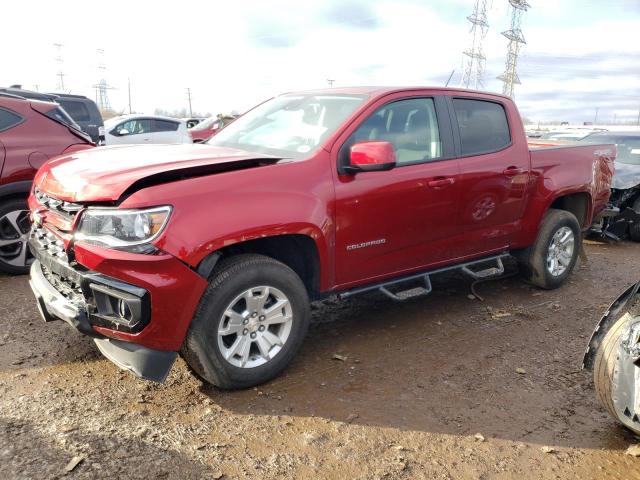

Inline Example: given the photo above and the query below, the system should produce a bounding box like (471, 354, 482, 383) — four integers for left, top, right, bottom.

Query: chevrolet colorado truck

(27, 87, 615, 389)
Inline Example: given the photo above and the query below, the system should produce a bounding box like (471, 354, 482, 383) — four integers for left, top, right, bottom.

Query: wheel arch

(548, 191, 593, 229)
(195, 233, 323, 299)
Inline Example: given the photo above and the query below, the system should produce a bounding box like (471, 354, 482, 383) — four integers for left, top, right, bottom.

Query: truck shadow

(203, 270, 636, 451)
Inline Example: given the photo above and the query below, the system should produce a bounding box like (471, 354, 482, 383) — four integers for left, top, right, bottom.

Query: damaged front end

(591, 160, 640, 241)
(584, 282, 640, 434)
(591, 186, 640, 241)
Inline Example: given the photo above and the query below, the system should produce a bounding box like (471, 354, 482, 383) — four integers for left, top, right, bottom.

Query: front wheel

(182, 254, 310, 389)
(517, 208, 581, 289)
(0, 198, 33, 275)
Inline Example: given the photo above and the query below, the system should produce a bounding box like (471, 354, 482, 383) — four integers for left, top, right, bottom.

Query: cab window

(348, 98, 442, 166)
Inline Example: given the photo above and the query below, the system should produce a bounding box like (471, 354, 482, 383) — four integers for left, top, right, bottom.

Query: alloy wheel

(217, 286, 293, 368)
(0, 209, 33, 268)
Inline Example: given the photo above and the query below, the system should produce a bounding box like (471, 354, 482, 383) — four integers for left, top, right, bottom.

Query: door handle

(503, 166, 524, 176)
(427, 177, 455, 188)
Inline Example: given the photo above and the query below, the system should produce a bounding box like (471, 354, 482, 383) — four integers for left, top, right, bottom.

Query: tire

(0, 198, 33, 275)
(182, 254, 310, 389)
(517, 208, 581, 289)
(593, 313, 640, 435)
(629, 197, 640, 242)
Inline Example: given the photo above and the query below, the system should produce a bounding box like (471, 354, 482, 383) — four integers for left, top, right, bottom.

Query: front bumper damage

(29, 259, 177, 382)
(584, 282, 640, 432)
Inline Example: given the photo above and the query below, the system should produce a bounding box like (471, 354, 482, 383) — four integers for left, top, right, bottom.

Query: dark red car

(28, 87, 615, 388)
(0, 93, 93, 273)
(188, 115, 236, 143)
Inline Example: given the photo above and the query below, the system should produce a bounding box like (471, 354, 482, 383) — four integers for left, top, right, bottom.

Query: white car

(104, 115, 192, 145)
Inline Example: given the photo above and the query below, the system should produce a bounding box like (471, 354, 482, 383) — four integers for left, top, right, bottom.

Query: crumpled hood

(35, 144, 280, 202)
(613, 162, 640, 190)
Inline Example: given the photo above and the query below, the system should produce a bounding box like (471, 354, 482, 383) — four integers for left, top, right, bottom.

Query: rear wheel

(629, 197, 640, 242)
(182, 254, 310, 389)
(517, 209, 581, 289)
(0, 198, 33, 275)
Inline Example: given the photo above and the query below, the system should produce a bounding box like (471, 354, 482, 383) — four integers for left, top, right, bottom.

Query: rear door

(150, 119, 181, 143)
(0, 107, 25, 176)
(333, 94, 461, 287)
(450, 97, 530, 257)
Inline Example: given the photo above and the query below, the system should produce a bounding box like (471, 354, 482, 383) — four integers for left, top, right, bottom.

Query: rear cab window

(452, 98, 511, 156)
(0, 108, 24, 132)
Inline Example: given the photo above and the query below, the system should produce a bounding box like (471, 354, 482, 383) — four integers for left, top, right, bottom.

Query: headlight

(75, 206, 171, 251)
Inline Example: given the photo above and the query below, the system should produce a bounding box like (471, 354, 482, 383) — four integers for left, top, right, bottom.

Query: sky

(1, 0, 638, 124)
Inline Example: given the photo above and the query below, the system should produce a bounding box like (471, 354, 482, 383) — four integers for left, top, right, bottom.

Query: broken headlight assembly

(74, 206, 172, 253)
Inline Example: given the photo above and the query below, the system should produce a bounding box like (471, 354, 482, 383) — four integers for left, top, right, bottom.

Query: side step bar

(339, 254, 509, 301)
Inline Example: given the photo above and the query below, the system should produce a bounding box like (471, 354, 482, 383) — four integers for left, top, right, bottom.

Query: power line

(461, 0, 489, 90)
(53, 43, 65, 92)
(497, 0, 530, 98)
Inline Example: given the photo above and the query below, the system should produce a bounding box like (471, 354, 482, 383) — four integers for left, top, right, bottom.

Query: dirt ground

(2, 241, 640, 480)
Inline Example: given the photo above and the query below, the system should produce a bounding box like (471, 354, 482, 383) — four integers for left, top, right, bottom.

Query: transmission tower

(497, 0, 530, 97)
(461, 0, 489, 90)
(53, 43, 66, 92)
(93, 49, 113, 111)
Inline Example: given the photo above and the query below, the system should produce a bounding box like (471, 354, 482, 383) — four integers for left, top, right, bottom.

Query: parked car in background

(182, 117, 206, 129)
(0, 92, 93, 274)
(189, 114, 237, 143)
(581, 132, 640, 241)
(0, 86, 104, 144)
(28, 86, 614, 388)
(104, 115, 191, 145)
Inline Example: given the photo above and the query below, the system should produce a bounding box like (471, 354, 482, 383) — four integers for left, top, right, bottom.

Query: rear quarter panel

(513, 143, 615, 247)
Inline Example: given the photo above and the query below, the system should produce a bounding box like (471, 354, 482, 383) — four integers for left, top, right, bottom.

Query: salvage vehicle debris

(580, 132, 640, 241)
(584, 281, 640, 434)
(28, 86, 615, 389)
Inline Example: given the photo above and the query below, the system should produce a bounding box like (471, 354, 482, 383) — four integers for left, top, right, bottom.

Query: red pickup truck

(27, 87, 615, 389)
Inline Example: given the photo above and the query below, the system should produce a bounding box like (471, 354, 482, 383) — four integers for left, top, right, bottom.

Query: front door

(334, 96, 460, 288)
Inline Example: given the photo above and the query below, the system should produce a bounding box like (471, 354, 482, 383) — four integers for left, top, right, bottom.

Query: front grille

(30, 225, 69, 265)
(34, 187, 83, 219)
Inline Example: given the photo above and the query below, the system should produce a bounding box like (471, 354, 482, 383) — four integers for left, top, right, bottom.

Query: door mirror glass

(118, 128, 130, 136)
(347, 141, 396, 173)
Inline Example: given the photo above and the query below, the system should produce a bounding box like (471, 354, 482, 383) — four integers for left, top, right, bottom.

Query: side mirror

(345, 141, 396, 174)
(118, 128, 130, 136)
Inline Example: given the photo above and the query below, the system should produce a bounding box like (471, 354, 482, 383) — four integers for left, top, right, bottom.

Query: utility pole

(594, 107, 599, 125)
(327, 79, 335, 87)
(53, 43, 65, 92)
(497, 0, 530, 98)
(445, 70, 455, 87)
(461, 0, 489, 90)
(637, 108, 640, 126)
(186, 88, 193, 117)
(93, 49, 113, 112)
(128, 78, 132, 114)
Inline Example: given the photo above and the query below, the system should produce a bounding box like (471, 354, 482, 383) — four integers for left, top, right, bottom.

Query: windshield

(207, 94, 367, 158)
(581, 134, 640, 165)
(191, 116, 218, 131)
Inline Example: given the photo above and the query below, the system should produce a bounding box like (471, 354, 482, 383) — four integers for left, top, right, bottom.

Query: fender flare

(0, 180, 32, 200)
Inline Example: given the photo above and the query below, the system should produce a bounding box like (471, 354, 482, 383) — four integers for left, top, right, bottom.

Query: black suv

(0, 86, 104, 144)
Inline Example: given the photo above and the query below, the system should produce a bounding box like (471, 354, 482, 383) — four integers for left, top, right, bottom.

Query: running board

(339, 254, 509, 301)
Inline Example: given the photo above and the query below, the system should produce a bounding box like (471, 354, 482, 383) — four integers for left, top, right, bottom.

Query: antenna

(53, 43, 66, 92)
(93, 48, 113, 112)
(461, 0, 489, 90)
(497, 0, 530, 97)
